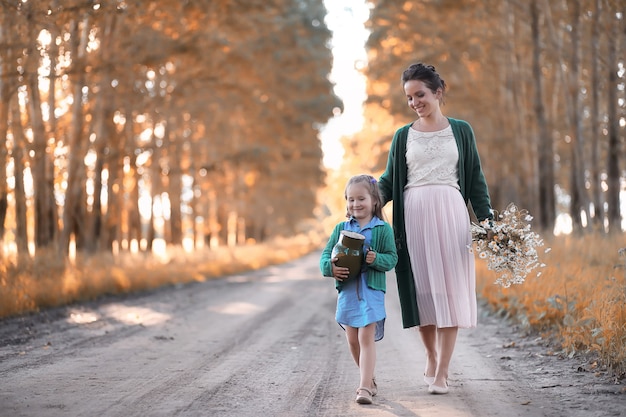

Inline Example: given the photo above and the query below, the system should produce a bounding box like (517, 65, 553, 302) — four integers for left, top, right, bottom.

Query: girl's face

(404, 79, 441, 118)
(346, 183, 374, 222)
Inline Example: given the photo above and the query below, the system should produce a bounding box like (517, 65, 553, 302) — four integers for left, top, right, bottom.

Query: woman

(378, 62, 493, 395)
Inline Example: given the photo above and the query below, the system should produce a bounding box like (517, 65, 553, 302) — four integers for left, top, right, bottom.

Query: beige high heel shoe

(428, 379, 449, 395)
(424, 374, 435, 386)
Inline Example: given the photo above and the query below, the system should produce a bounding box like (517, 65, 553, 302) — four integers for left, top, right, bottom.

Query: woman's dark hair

(401, 63, 447, 98)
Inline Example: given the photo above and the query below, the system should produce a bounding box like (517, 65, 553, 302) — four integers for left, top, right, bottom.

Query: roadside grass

(2, 227, 624, 378)
(0, 229, 327, 320)
(476, 233, 626, 379)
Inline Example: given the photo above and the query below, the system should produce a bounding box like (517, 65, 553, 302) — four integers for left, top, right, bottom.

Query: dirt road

(1, 252, 624, 417)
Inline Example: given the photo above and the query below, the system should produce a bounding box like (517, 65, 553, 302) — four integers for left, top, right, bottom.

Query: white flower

(471, 203, 548, 288)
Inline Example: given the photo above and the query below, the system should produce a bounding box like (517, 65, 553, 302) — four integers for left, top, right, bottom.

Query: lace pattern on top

(405, 126, 459, 189)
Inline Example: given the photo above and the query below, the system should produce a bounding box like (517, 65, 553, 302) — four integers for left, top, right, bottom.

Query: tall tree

(589, 0, 603, 229)
(10, 95, 28, 256)
(0, 6, 16, 245)
(605, 0, 621, 233)
(60, 13, 90, 255)
(565, 0, 589, 232)
(531, 0, 556, 231)
(84, 7, 119, 253)
(18, 0, 56, 251)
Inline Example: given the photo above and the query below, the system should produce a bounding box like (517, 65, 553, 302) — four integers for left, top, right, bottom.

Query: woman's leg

(419, 325, 438, 379)
(434, 326, 458, 387)
(345, 326, 360, 367)
(357, 323, 377, 390)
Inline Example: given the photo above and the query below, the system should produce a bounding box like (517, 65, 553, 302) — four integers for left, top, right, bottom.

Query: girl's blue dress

(335, 216, 386, 341)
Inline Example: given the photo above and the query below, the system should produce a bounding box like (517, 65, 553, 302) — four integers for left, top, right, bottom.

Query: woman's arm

(378, 130, 400, 205)
(463, 122, 493, 221)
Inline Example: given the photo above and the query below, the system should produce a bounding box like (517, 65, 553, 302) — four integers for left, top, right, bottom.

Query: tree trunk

(60, 16, 90, 255)
(101, 97, 133, 253)
(103, 146, 121, 253)
(10, 96, 29, 256)
(0, 18, 13, 245)
(25, 73, 56, 250)
(531, 0, 556, 232)
(85, 12, 118, 253)
(499, 0, 535, 213)
(589, 0, 603, 230)
(162, 119, 184, 246)
(566, 0, 588, 233)
(605, 3, 621, 233)
(147, 132, 162, 252)
(25, 6, 56, 250)
(190, 167, 200, 249)
(129, 158, 142, 251)
(44, 0, 61, 247)
(0, 102, 8, 247)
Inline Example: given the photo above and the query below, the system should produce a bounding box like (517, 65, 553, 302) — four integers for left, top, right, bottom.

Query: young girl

(320, 174, 398, 405)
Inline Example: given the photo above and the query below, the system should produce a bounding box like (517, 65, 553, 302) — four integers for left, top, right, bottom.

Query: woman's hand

(365, 250, 377, 265)
(331, 258, 350, 281)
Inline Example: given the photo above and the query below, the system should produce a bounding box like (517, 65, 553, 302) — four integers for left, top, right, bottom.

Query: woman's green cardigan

(377, 117, 493, 328)
(320, 221, 398, 292)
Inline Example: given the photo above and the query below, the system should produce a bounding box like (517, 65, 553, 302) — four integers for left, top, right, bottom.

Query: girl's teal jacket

(378, 117, 493, 329)
(320, 221, 398, 292)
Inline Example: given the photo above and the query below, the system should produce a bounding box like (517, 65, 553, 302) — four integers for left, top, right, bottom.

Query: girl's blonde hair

(344, 174, 385, 219)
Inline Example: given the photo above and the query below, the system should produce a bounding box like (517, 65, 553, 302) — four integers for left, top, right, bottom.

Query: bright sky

(320, 0, 370, 170)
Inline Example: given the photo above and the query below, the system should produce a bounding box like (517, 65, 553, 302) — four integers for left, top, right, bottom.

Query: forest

(0, 0, 624, 262)
(1, 0, 340, 260)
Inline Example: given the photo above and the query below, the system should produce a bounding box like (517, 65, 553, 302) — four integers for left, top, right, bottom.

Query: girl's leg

(419, 325, 438, 379)
(345, 326, 360, 367)
(434, 326, 458, 387)
(357, 323, 377, 390)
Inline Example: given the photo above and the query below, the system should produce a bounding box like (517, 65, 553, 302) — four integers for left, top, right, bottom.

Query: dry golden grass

(0, 229, 327, 320)
(476, 233, 626, 377)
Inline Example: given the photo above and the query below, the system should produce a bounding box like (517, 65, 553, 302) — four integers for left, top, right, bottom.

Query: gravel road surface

(0, 252, 624, 417)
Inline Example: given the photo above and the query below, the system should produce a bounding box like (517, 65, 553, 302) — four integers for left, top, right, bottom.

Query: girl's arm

(368, 224, 398, 272)
(319, 223, 343, 277)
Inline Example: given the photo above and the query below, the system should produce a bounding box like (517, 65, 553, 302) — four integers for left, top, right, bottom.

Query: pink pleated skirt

(404, 185, 477, 328)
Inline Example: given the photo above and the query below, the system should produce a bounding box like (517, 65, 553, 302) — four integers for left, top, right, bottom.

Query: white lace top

(405, 125, 460, 190)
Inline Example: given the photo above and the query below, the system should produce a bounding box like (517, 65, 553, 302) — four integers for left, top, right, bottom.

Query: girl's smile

(346, 183, 374, 227)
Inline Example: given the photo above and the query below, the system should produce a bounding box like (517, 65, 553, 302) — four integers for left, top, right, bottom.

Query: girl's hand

(365, 250, 376, 265)
(331, 258, 349, 281)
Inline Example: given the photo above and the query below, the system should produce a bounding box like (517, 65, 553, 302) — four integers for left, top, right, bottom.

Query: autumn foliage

(0, 0, 340, 260)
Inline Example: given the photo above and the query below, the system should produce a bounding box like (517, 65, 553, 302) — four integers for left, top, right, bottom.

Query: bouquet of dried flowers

(471, 203, 548, 288)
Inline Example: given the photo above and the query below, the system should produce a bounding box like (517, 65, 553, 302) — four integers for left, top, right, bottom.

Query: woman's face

(404, 79, 441, 118)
